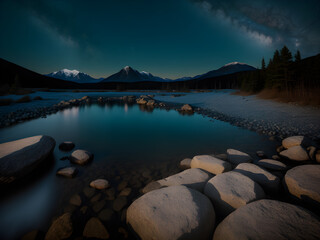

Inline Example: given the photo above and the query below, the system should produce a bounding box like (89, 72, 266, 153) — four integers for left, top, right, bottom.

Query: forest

(240, 47, 320, 104)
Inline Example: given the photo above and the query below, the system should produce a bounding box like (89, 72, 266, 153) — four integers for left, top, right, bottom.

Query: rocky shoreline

(1, 133, 319, 239)
(1, 94, 319, 143)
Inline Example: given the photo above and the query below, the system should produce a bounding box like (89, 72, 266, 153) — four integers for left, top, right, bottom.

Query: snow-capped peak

(140, 71, 151, 76)
(53, 69, 80, 77)
(123, 66, 131, 72)
(224, 62, 245, 67)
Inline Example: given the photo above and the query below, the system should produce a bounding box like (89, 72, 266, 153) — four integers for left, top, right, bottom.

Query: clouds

(193, 0, 320, 55)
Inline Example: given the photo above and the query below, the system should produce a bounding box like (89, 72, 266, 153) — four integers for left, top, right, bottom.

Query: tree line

(240, 46, 320, 94)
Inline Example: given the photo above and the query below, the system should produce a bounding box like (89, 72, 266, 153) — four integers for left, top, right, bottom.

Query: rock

(316, 150, 320, 163)
(98, 208, 114, 222)
(90, 193, 101, 203)
(60, 156, 69, 161)
(213, 199, 320, 240)
(204, 171, 265, 218)
(117, 180, 128, 191)
(282, 136, 304, 149)
(280, 146, 309, 161)
(83, 187, 95, 198)
(119, 187, 132, 197)
(58, 142, 75, 151)
(83, 217, 109, 239)
(93, 200, 106, 213)
(146, 100, 155, 106)
(69, 194, 81, 206)
(127, 186, 215, 240)
(113, 196, 127, 212)
(179, 158, 191, 170)
(256, 159, 287, 171)
(70, 150, 93, 165)
(0, 135, 55, 184)
(272, 155, 281, 160)
(105, 188, 115, 200)
(214, 153, 228, 161)
(276, 145, 285, 153)
(90, 179, 110, 190)
(45, 213, 73, 240)
(56, 167, 78, 178)
(181, 104, 193, 111)
(22, 230, 39, 240)
(307, 146, 317, 161)
(256, 151, 265, 158)
(80, 206, 88, 214)
(234, 163, 280, 193)
(136, 98, 147, 104)
(227, 149, 252, 165)
(142, 168, 213, 194)
(191, 155, 232, 175)
(284, 165, 320, 207)
(118, 227, 128, 239)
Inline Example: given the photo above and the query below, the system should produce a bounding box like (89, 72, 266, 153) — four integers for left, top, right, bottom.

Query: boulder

(127, 186, 215, 240)
(204, 171, 265, 218)
(56, 167, 78, 178)
(256, 159, 287, 171)
(45, 213, 73, 240)
(181, 104, 193, 111)
(227, 149, 252, 165)
(70, 150, 93, 165)
(136, 98, 147, 105)
(142, 168, 213, 194)
(234, 163, 280, 193)
(58, 142, 75, 151)
(179, 158, 191, 170)
(284, 165, 320, 207)
(191, 155, 232, 175)
(280, 146, 309, 161)
(83, 217, 109, 239)
(90, 179, 110, 190)
(282, 136, 304, 149)
(0, 135, 55, 183)
(213, 199, 320, 240)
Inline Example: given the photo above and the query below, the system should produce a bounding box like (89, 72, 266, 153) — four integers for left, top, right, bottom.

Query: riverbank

(1, 90, 320, 141)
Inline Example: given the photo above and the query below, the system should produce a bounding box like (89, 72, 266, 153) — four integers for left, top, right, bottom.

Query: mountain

(101, 66, 170, 83)
(46, 69, 102, 83)
(0, 58, 80, 90)
(174, 62, 256, 81)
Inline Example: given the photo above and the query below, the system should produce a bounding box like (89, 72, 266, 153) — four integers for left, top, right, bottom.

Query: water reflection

(138, 104, 154, 113)
(0, 103, 279, 239)
(62, 107, 79, 119)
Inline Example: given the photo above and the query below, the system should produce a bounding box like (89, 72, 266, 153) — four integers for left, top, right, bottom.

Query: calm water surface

(0, 103, 278, 239)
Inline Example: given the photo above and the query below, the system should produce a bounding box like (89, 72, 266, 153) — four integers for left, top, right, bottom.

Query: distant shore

(0, 89, 320, 141)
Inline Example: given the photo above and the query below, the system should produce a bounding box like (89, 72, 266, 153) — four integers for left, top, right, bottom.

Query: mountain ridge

(46, 69, 103, 83)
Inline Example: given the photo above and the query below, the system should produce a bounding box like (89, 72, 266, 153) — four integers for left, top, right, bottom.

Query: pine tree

(280, 46, 293, 93)
(295, 50, 301, 62)
(261, 58, 266, 70)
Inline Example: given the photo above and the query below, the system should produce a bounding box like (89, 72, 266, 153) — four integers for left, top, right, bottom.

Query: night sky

(0, 0, 319, 79)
